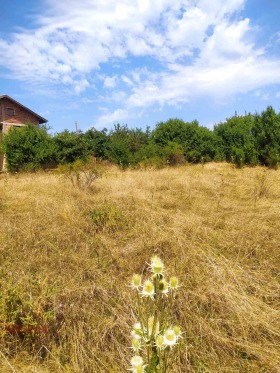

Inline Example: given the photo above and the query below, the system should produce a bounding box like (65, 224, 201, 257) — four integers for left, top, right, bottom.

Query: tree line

(1, 105, 280, 172)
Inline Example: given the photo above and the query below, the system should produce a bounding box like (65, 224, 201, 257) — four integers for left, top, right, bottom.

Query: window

(7, 108, 15, 116)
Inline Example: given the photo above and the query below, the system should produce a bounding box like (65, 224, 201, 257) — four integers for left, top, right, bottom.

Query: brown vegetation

(0, 163, 279, 372)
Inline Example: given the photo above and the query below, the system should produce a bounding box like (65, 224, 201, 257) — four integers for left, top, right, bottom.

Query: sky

(0, 0, 280, 133)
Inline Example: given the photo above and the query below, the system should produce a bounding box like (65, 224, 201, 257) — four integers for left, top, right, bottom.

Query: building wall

(0, 97, 45, 171)
(0, 97, 40, 128)
(0, 124, 3, 171)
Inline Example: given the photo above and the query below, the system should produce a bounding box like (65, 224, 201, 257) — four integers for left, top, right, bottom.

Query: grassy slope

(0, 163, 279, 372)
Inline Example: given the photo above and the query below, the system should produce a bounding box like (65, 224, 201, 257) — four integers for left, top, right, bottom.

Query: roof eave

(0, 94, 48, 124)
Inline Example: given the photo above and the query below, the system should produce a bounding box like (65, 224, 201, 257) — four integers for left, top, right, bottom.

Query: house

(0, 95, 48, 171)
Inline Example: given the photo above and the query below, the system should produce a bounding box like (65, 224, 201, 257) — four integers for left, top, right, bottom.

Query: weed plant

(130, 256, 182, 372)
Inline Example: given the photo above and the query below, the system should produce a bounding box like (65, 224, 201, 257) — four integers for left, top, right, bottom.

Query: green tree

(152, 118, 218, 163)
(53, 130, 89, 164)
(2, 124, 55, 172)
(184, 126, 220, 163)
(106, 139, 131, 168)
(127, 127, 151, 153)
(252, 106, 280, 168)
(152, 118, 197, 147)
(84, 128, 109, 159)
(214, 114, 257, 166)
(132, 142, 164, 167)
(163, 142, 185, 165)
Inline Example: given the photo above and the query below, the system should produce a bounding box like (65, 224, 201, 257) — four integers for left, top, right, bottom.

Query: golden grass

(0, 163, 279, 372)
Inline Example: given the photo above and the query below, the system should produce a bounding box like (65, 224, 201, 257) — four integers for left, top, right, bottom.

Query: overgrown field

(0, 163, 279, 372)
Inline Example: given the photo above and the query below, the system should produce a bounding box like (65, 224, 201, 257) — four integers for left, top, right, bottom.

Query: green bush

(231, 147, 245, 168)
(90, 205, 126, 232)
(2, 106, 280, 172)
(106, 139, 131, 168)
(2, 125, 55, 172)
(214, 114, 256, 165)
(163, 142, 185, 165)
(53, 130, 89, 164)
(59, 159, 101, 190)
(252, 106, 280, 167)
(0, 280, 60, 354)
(84, 128, 109, 159)
(265, 148, 279, 169)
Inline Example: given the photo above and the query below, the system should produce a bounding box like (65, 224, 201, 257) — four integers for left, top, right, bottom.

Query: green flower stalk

(129, 257, 182, 372)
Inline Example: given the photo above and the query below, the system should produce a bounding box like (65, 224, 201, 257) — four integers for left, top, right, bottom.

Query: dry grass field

(0, 163, 279, 372)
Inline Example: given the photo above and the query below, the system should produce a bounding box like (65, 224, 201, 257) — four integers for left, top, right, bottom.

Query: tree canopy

(2, 106, 280, 171)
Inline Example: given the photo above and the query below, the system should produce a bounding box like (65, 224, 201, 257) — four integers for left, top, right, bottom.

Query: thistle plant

(129, 256, 182, 373)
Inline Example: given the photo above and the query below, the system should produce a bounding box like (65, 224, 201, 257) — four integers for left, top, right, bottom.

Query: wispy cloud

(95, 108, 130, 128)
(0, 0, 280, 127)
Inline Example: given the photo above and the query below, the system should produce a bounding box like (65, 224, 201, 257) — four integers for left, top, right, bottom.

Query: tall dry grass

(0, 163, 279, 372)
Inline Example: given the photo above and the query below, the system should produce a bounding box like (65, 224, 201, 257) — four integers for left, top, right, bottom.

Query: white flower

(141, 280, 155, 298)
(131, 355, 143, 367)
(133, 323, 142, 332)
(131, 322, 142, 340)
(131, 274, 141, 289)
(173, 325, 183, 339)
(132, 338, 141, 352)
(132, 330, 142, 340)
(163, 328, 178, 347)
(131, 365, 146, 373)
(159, 279, 169, 294)
(155, 334, 165, 350)
(150, 256, 164, 275)
(169, 276, 179, 290)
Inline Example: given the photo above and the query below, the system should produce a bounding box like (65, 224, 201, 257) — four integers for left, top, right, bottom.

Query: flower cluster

(131, 257, 179, 298)
(130, 355, 146, 372)
(129, 256, 182, 372)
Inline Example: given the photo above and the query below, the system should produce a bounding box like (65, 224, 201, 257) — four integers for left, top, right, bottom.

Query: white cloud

(200, 19, 256, 63)
(95, 108, 129, 128)
(0, 0, 280, 126)
(254, 90, 271, 101)
(73, 79, 90, 94)
(271, 31, 280, 44)
(0, 0, 247, 84)
(122, 75, 134, 86)
(110, 91, 128, 103)
(125, 57, 280, 109)
(103, 75, 118, 89)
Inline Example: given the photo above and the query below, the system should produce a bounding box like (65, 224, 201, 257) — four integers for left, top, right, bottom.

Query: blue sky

(1, 0, 280, 133)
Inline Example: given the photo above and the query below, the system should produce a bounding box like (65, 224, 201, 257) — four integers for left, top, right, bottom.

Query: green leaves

(2, 124, 55, 172)
(2, 106, 280, 172)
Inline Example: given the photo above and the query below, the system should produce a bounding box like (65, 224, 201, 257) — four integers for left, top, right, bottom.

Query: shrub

(59, 159, 100, 190)
(2, 125, 55, 172)
(252, 106, 280, 166)
(53, 130, 89, 164)
(106, 140, 131, 169)
(84, 128, 110, 159)
(231, 147, 245, 168)
(0, 281, 61, 354)
(90, 204, 126, 232)
(265, 148, 279, 169)
(163, 142, 185, 166)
